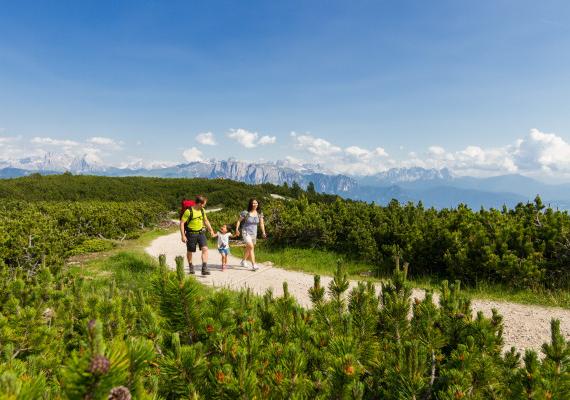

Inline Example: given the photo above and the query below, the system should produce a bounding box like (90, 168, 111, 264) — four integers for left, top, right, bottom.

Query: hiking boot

(188, 265, 195, 274)
(252, 264, 260, 271)
(201, 265, 211, 275)
(240, 259, 246, 268)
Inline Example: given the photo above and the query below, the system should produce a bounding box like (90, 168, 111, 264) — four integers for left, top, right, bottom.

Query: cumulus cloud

(514, 128, 570, 172)
(258, 135, 277, 145)
(291, 133, 393, 175)
(196, 132, 217, 146)
(182, 147, 203, 162)
(345, 146, 369, 159)
(428, 146, 446, 157)
(31, 137, 79, 147)
(82, 147, 105, 165)
(118, 157, 177, 170)
(0, 136, 17, 144)
(88, 136, 122, 149)
(408, 129, 570, 178)
(227, 128, 276, 148)
(292, 133, 342, 156)
(345, 146, 389, 160)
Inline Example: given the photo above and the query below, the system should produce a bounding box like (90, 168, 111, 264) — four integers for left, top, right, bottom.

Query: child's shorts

(218, 248, 230, 255)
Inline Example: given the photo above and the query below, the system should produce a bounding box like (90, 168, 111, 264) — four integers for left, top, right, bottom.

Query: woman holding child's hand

(236, 198, 266, 271)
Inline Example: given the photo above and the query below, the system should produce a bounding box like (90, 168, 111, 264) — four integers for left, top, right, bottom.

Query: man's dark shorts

(185, 232, 208, 252)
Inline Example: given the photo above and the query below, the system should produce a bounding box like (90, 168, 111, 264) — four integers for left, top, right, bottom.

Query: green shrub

(67, 238, 116, 256)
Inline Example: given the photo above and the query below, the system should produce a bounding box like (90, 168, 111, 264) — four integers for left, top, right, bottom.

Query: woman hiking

(236, 198, 267, 271)
(180, 195, 215, 275)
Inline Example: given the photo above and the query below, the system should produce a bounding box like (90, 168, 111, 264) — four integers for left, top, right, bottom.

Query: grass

(232, 242, 570, 309)
(66, 225, 177, 280)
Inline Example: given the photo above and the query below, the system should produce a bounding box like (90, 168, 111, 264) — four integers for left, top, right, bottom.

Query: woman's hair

(195, 195, 208, 205)
(247, 198, 261, 213)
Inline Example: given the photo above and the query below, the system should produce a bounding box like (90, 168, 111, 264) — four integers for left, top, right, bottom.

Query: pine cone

(108, 386, 131, 400)
(89, 355, 110, 375)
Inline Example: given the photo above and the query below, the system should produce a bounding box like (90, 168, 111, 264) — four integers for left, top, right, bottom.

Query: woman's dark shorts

(185, 232, 207, 252)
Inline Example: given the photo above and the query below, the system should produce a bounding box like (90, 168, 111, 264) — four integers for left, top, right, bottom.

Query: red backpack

(179, 199, 196, 219)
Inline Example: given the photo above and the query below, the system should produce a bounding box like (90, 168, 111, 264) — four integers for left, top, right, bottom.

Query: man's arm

(204, 214, 215, 235)
(180, 219, 187, 243)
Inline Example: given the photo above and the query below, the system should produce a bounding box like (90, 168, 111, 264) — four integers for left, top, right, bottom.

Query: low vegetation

(1, 174, 570, 398)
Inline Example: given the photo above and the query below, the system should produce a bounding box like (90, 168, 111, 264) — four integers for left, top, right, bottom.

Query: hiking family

(179, 195, 267, 275)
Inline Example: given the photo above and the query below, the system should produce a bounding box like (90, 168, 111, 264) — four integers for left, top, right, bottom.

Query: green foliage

(3, 173, 570, 397)
(265, 195, 570, 290)
(0, 174, 311, 210)
(0, 200, 166, 273)
(1, 244, 570, 398)
(67, 238, 116, 256)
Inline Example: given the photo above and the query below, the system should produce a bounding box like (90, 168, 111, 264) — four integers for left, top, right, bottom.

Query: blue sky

(1, 1, 570, 179)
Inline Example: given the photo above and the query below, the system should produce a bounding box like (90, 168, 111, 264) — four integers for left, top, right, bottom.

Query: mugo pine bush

(2, 245, 570, 398)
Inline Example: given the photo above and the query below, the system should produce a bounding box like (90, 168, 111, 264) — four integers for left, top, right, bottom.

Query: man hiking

(180, 195, 215, 275)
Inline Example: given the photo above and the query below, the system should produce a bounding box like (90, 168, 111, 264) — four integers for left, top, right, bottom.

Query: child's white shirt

(217, 232, 232, 248)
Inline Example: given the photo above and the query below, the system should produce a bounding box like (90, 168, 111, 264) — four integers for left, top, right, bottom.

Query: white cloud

(88, 136, 122, 149)
(345, 146, 389, 160)
(227, 128, 258, 148)
(196, 132, 217, 146)
(31, 137, 79, 147)
(291, 133, 394, 175)
(258, 135, 276, 145)
(227, 128, 277, 148)
(345, 146, 370, 159)
(428, 146, 446, 157)
(182, 147, 203, 162)
(514, 128, 570, 172)
(408, 129, 570, 178)
(293, 134, 342, 156)
(118, 157, 177, 170)
(373, 147, 389, 157)
(82, 147, 104, 165)
(0, 136, 19, 145)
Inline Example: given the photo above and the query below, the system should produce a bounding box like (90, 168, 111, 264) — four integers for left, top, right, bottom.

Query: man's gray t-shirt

(240, 211, 262, 237)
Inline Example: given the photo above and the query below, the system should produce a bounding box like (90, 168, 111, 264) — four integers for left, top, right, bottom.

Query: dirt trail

(146, 230, 570, 353)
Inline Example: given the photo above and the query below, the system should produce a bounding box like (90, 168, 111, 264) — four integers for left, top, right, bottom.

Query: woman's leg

(250, 244, 256, 266)
(244, 243, 254, 264)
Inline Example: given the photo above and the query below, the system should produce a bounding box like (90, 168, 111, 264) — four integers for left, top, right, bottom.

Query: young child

(212, 225, 235, 271)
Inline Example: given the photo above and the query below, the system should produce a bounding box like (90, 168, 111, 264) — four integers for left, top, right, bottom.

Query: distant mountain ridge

(1, 153, 569, 209)
(0, 154, 357, 195)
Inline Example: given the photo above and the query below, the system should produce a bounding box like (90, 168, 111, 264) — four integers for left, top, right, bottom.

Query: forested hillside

(0, 173, 283, 209)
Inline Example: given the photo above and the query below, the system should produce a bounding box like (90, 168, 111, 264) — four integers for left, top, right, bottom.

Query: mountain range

(2, 153, 569, 210)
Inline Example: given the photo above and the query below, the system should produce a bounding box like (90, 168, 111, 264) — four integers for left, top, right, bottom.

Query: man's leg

(199, 233, 210, 275)
(186, 251, 194, 274)
(201, 247, 210, 275)
(186, 233, 197, 274)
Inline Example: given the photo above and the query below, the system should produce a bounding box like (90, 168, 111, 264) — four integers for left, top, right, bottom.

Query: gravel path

(146, 230, 570, 353)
